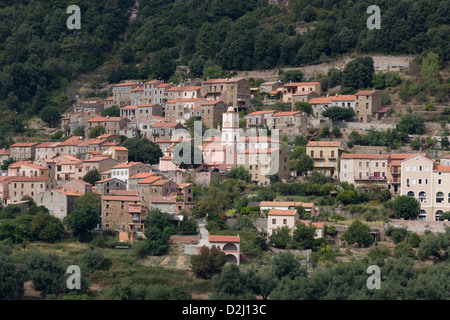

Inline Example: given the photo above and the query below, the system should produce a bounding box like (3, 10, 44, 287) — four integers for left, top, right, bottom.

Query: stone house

(101, 195, 146, 231)
(95, 177, 127, 195)
(10, 142, 38, 160)
(354, 90, 382, 123)
(202, 78, 251, 109)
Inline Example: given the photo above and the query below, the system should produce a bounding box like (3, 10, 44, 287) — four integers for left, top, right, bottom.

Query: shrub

(393, 242, 415, 259)
(406, 233, 421, 248)
(341, 220, 374, 247)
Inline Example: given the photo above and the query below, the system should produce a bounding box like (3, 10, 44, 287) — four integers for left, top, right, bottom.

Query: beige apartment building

(355, 90, 382, 123)
(401, 154, 450, 221)
(202, 78, 251, 109)
(340, 154, 390, 188)
(306, 141, 343, 179)
(237, 148, 290, 186)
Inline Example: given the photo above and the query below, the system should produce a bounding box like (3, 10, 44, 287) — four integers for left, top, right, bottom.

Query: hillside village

(1, 55, 450, 301)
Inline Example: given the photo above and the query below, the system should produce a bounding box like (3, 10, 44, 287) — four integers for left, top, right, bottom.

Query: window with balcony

(418, 191, 426, 203)
(418, 210, 427, 221)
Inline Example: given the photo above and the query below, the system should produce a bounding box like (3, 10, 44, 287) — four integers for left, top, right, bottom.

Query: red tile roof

(284, 82, 320, 87)
(240, 148, 280, 154)
(102, 195, 141, 202)
(268, 209, 297, 216)
(355, 90, 376, 95)
(111, 162, 143, 169)
(113, 82, 138, 87)
(209, 235, 240, 243)
(203, 78, 245, 84)
(273, 111, 301, 116)
(10, 142, 38, 147)
(433, 165, 450, 172)
(53, 189, 82, 196)
(151, 122, 180, 128)
(201, 100, 225, 106)
(306, 141, 341, 147)
(88, 117, 122, 122)
(341, 153, 389, 159)
(137, 176, 162, 184)
(129, 172, 158, 179)
(246, 110, 276, 116)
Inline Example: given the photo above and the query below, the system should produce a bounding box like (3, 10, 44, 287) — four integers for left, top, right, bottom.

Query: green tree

(281, 69, 304, 83)
(122, 137, 163, 164)
(80, 249, 112, 273)
(393, 196, 420, 220)
(30, 210, 64, 242)
(302, 5, 316, 22)
(271, 252, 307, 280)
(0, 253, 24, 299)
(63, 194, 101, 241)
(406, 232, 421, 248)
(210, 264, 256, 300)
(72, 125, 85, 138)
(398, 114, 425, 135)
(293, 223, 316, 250)
(1, 157, 16, 171)
(191, 245, 226, 279)
(336, 190, 356, 205)
(228, 166, 250, 182)
(322, 106, 356, 121)
(40, 106, 61, 128)
(151, 49, 176, 81)
(89, 125, 106, 138)
(269, 226, 292, 249)
(294, 102, 312, 115)
(341, 56, 374, 93)
(82, 169, 101, 185)
(101, 105, 120, 117)
(341, 220, 373, 247)
(421, 52, 441, 81)
(19, 251, 65, 298)
(394, 242, 415, 259)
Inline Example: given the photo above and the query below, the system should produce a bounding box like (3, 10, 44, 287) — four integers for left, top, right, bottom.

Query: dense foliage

(0, 0, 447, 144)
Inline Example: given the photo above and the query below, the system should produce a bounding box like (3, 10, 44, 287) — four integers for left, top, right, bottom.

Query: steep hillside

(0, 0, 448, 147)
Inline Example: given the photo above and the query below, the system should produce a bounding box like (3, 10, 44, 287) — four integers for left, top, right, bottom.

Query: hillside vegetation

(0, 0, 448, 147)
